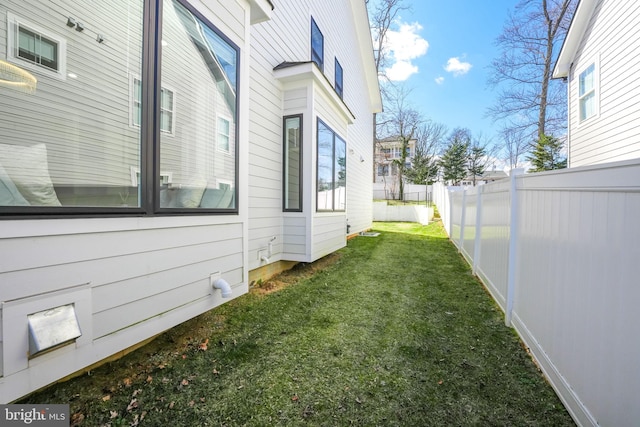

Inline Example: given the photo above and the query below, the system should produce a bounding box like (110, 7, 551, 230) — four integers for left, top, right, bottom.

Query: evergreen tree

(405, 146, 438, 185)
(440, 128, 470, 185)
(527, 134, 567, 172)
(467, 144, 487, 186)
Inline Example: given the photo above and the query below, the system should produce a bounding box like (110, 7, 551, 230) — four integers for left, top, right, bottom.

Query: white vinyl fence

(433, 159, 640, 427)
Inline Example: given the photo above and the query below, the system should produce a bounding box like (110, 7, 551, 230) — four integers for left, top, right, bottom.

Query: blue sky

(379, 0, 516, 143)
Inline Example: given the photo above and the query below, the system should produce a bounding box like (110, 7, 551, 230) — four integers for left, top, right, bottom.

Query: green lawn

(21, 222, 574, 426)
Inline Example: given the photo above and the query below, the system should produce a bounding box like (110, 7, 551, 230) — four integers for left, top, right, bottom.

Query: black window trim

(334, 58, 343, 99)
(316, 117, 346, 213)
(1, 0, 240, 219)
(310, 17, 324, 71)
(283, 114, 303, 213)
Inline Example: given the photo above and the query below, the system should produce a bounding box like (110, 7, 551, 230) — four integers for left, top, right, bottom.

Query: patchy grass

(20, 222, 574, 426)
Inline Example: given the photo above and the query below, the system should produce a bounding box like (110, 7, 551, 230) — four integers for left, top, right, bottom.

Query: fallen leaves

(127, 398, 139, 412)
(198, 339, 209, 351)
(70, 412, 84, 427)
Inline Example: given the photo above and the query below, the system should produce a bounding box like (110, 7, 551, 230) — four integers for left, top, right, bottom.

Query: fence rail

(433, 159, 640, 427)
(373, 183, 433, 205)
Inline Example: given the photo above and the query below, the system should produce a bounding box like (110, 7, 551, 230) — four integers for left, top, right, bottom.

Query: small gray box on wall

(27, 304, 82, 357)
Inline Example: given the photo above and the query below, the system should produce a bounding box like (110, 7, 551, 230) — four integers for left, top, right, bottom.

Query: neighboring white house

(374, 137, 416, 191)
(460, 169, 508, 187)
(0, 0, 380, 402)
(553, 0, 640, 167)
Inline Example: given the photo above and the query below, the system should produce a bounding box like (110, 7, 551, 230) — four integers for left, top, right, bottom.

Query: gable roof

(552, 0, 599, 78)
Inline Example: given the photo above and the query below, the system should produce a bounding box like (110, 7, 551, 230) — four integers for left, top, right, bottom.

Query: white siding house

(553, 0, 640, 167)
(0, 0, 380, 403)
(248, 0, 381, 269)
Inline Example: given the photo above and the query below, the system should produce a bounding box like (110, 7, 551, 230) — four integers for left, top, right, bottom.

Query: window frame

(130, 75, 176, 135)
(577, 59, 598, 124)
(316, 118, 346, 213)
(6, 12, 67, 80)
(334, 58, 343, 99)
(0, 0, 240, 218)
(216, 115, 232, 153)
(159, 86, 176, 135)
(311, 17, 324, 71)
(283, 114, 303, 212)
(377, 164, 389, 176)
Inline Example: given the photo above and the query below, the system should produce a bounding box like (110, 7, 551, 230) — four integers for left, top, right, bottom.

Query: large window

(317, 119, 346, 212)
(0, 0, 239, 214)
(159, 0, 238, 210)
(284, 115, 302, 211)
(311, 18, 324, 71)
(579, 62, 597, 122)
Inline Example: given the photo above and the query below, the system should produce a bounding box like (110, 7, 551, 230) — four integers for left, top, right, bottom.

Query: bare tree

(487, 0, 577, 141)
(405, 121, 447, 203)
(378, 85, 423, 200)
(368, 0, 409, 85)
(367, 0, 409, 179)
(415, 121, 447, 161)
(501, 127, 530, 170)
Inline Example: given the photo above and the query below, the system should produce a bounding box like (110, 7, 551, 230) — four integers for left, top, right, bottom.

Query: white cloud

(382, 21, 429, 81)
(435, 76, 445, 85)
(444, 57, 472, 76)
(386, 61, 419, 81)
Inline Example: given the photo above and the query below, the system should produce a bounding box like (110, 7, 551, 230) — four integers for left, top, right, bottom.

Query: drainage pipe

(212, 278, 233, 298)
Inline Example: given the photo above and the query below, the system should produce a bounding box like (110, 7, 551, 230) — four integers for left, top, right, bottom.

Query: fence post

(505, 169, 524, 326)
(458, 190, 467, 250)
(446, 186, 453, 236)
(472, 187, 482, 275)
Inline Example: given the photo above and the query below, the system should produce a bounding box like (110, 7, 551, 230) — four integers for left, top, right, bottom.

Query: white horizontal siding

(0, 218, 246, 401)
(0, 0, 251, 404)
(569, 0, 640, 166)
(283, 215, 307, 258)
(311, 214, 346, 261)
(248, 0, 376, 268)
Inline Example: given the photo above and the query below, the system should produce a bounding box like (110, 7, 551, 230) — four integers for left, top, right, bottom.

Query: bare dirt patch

(250, 252, 341, 295)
